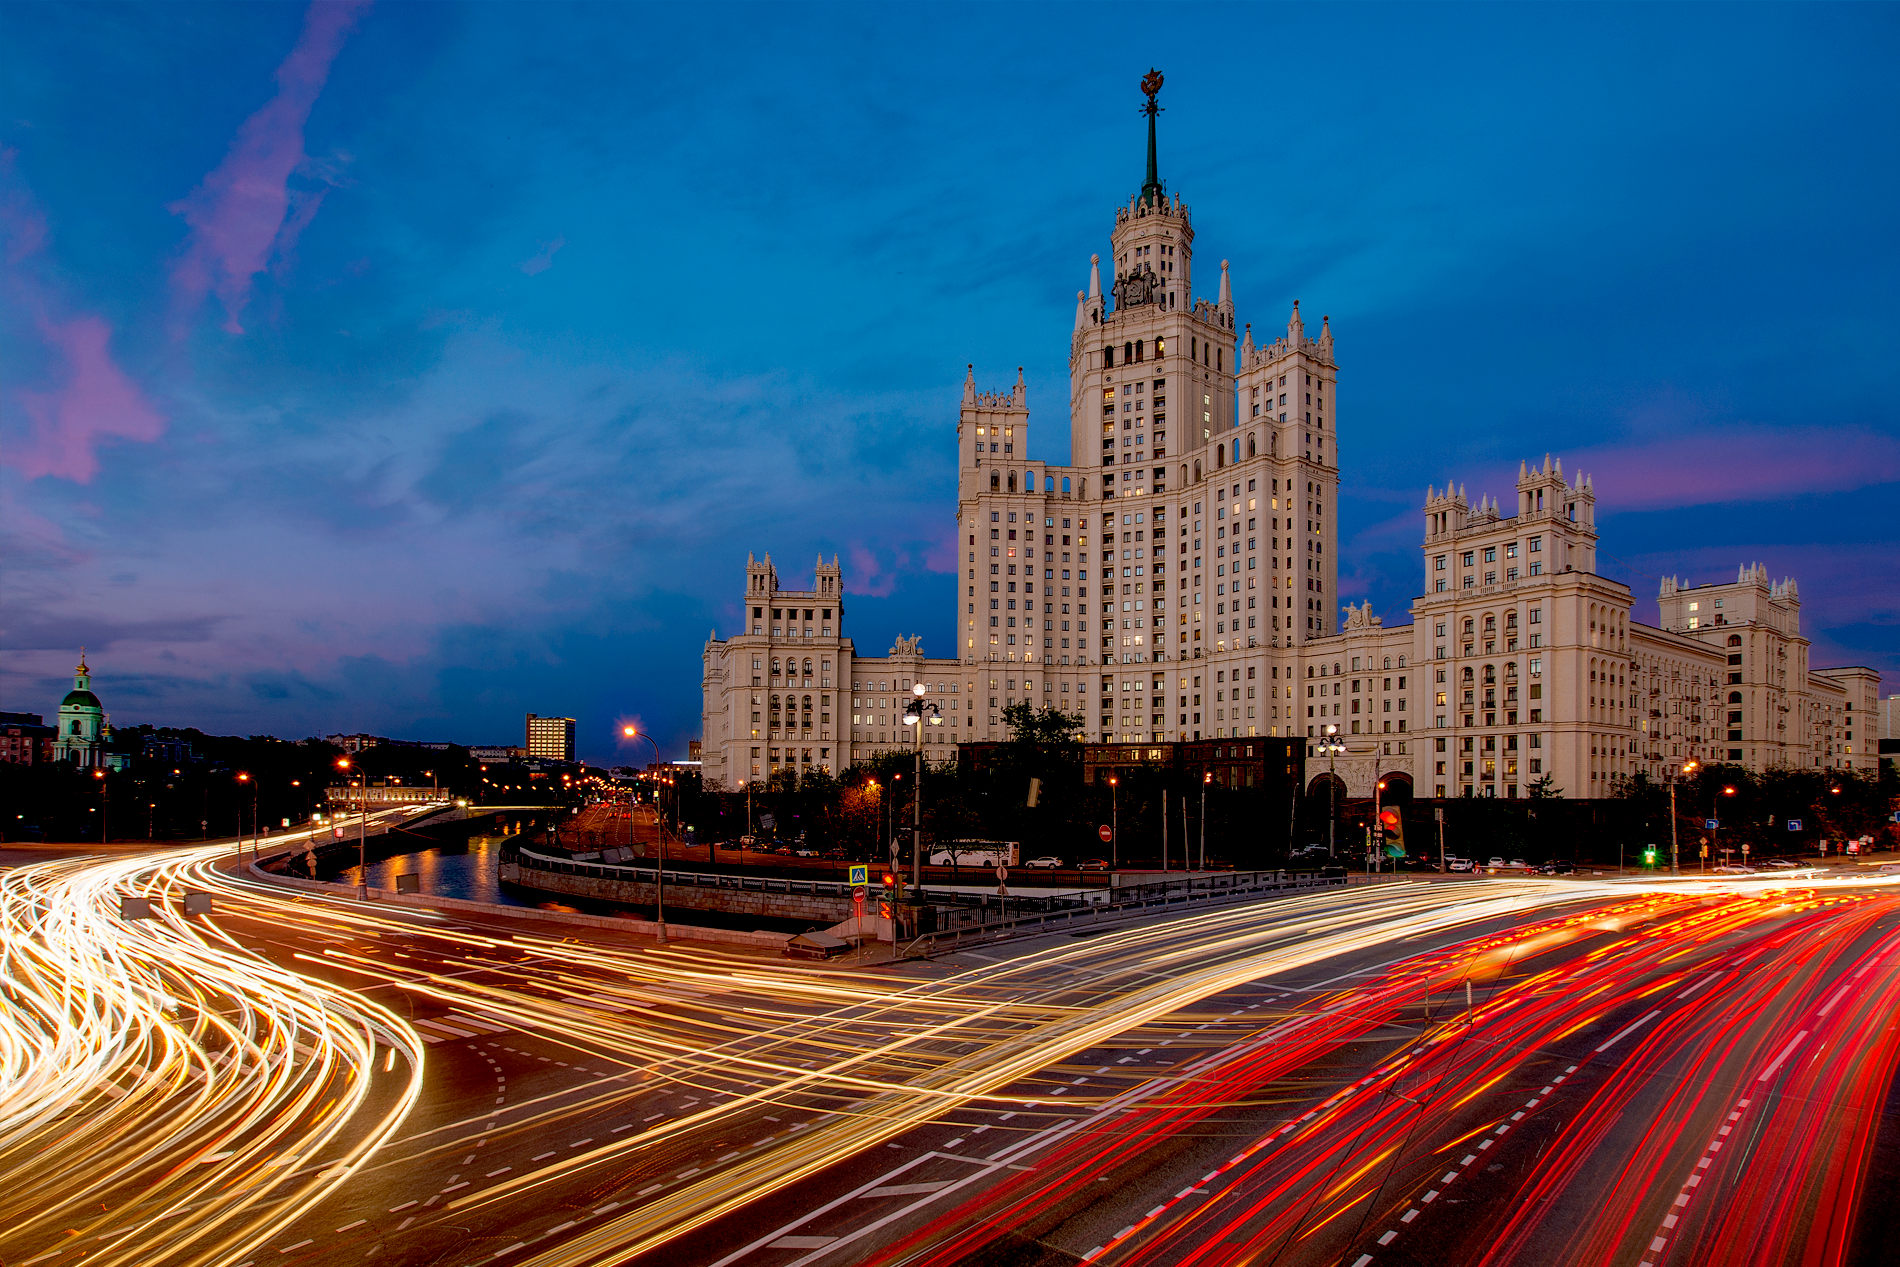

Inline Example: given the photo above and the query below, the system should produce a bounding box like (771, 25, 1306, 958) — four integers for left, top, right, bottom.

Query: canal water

(321, 833, 821, 932)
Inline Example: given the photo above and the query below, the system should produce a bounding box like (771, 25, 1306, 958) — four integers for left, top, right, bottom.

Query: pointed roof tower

(1139, 69, 1165, 208)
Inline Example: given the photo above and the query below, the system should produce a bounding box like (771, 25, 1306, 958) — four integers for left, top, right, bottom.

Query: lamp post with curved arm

(621, 726, 667, 943)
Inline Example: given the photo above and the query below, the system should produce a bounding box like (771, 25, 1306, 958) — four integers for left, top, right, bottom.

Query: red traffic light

(1379, 809, 1400, 831)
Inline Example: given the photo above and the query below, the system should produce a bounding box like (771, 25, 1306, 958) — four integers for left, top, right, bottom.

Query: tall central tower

(1068, 69, 1237, 504)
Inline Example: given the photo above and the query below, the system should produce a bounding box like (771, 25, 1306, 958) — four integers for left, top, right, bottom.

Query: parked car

(1447, 856, 1474, 872)
(1076, 858, 1110, 870)
(1486, 857, 1506, 869)
(793, 848, 818, 857)
(1764, 858, 1801, 870)
(1024, 856, 1063, 868)
(1540, 860, 1575, 875)
(1711, 864, 1756, 875)
(1508, 858, 1527, 870)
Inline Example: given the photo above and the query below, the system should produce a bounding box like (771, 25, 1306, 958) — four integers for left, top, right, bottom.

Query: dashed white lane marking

(861, 1182, 951, 1198)
(1756, 1031, 1809, 1081)
(278, 1240, 313, 1253)
(1595, 1009, 1663, 1053)
(334, 1219, 365, 1232)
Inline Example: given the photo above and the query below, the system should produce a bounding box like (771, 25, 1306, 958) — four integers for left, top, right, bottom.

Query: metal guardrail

(897, 870, 1350, 957)
(503, 848, 1346, 923)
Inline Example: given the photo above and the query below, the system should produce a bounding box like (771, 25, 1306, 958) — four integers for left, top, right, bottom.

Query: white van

(930, 840, 1020, 867)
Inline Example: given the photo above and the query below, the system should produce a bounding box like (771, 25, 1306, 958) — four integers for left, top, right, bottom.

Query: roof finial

(1139, 69, 1165, 208)
(76, 647, 88, 675)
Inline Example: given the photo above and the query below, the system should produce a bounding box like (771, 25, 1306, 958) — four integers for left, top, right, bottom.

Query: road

(1, 839, 1897, 1267)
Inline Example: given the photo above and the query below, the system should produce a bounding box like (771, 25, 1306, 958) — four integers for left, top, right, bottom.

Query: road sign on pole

(995, 865, 1009, 883)
(1705, 818, 1719, 830)
(849, 864, 869, 887)
(1098, 824, 1113, 843)
(1787, 819, 1802, 831)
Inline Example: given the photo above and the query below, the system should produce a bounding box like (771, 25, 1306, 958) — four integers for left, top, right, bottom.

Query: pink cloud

(10, 314, 166, 483)
(1545, 426, 1900, 512)
(517, 235, 565, 276)
(168, 1, 370, 333)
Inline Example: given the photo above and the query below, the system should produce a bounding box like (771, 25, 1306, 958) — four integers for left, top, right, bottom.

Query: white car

(1487, 857, 1506, 869)
(1711, 864, 1756, 875)
(1447, 857, 1474, 872)
(1024, 856, 1063, 868)
(1764, 858, 1801, 870)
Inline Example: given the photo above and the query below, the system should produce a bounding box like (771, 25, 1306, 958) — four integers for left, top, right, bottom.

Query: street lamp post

(1109, 775, 1119, 870)
(1669, 758, 1697, 876)
(621, 726, 667, 944)
(93, 769, 108, 843)
(901, 684, 943, 896)
(236, 772, 257, 868)
(335, 758, 369, 898)
(1201, 771, 1210, 871)
(1318, 726, 1347, 861)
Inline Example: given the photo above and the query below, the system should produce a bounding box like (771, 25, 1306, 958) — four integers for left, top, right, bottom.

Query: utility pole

(1162, 788, 1168, 873)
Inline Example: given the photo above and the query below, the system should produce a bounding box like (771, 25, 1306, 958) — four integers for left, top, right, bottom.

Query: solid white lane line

(1595, 1009, 1663, 1053)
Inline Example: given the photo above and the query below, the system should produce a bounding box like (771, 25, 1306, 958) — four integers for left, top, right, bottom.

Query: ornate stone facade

(698, 88, 1879, 797)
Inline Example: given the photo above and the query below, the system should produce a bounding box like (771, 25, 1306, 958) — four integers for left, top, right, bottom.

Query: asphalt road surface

(2, 841, 1897, 1267)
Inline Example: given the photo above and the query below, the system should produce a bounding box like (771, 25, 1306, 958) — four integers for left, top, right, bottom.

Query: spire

(1288, 300, 1304, 343)
(1318, 314, 1333, 356)
(962, 364, 976, 406)
(76, 647, 88, 676)
(1217, 259, 1231, 308)
(1088, 253, 1101, 298)
(1139, 69, 1164, 208)
(1241, 322, 1254, 354)
(1074, 289, 1089, 333)
(1015, 366, 1026, 404)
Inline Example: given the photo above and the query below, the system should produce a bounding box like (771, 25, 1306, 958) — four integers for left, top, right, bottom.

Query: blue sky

(3, 2, 1896, 763)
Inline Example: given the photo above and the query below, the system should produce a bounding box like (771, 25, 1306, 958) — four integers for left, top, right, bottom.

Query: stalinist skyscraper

(699, 72, 1878, 798)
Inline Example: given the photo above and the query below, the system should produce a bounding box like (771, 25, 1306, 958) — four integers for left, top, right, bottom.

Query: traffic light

(1642, 845, 1659, 867)
(1378, 808, 1405, 857)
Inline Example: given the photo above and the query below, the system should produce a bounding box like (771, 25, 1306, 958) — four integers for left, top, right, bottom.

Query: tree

(1527, 774, 1562, 799)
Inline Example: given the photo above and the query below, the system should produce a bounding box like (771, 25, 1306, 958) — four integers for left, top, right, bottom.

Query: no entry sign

(1098, 824, 1113, 843)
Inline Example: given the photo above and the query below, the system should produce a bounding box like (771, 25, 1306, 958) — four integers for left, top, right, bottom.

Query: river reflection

(331, 835, 585, 911)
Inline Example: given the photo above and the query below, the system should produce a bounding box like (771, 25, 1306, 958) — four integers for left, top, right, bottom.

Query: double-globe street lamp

(900, 684, 944, 896)
(620, 726, 668, 944)
(1317, 725, 1348, 860)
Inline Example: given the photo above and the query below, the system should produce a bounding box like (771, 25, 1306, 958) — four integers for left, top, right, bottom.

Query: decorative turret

(1217, 259, 1232, 313)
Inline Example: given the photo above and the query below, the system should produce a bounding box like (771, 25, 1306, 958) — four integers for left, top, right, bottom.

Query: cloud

(516, 234, 565, 276)
(168, 0, 370, 333)
(9, 314, 167, 483)
(1559, 426, 1900, 512)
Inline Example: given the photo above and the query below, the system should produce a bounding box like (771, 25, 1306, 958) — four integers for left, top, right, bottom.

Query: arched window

(771, 658, 781, 672)
(1333, 662, 1342, 674)
(770, 695, 780, 710)
(1728, 691, 1742, 704)
(1247, 433, 1256, 457)
(1462, 667, 1474, 682)
(990, 472, 1000, 491)
(802, 695, 812, 709)
(1008, 471, 1018, 493)
(1306, 666, 1314, 678)
(1216, 446, 1225, 469)
(1383, 657, 1391, 669)
(1062, 476, 1071, 492)
(802, 658, 812, 674)
(1078, 478, 1087, 498)
(1726, 634, 1741, 647)
(1193, 460, 1202, 482)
